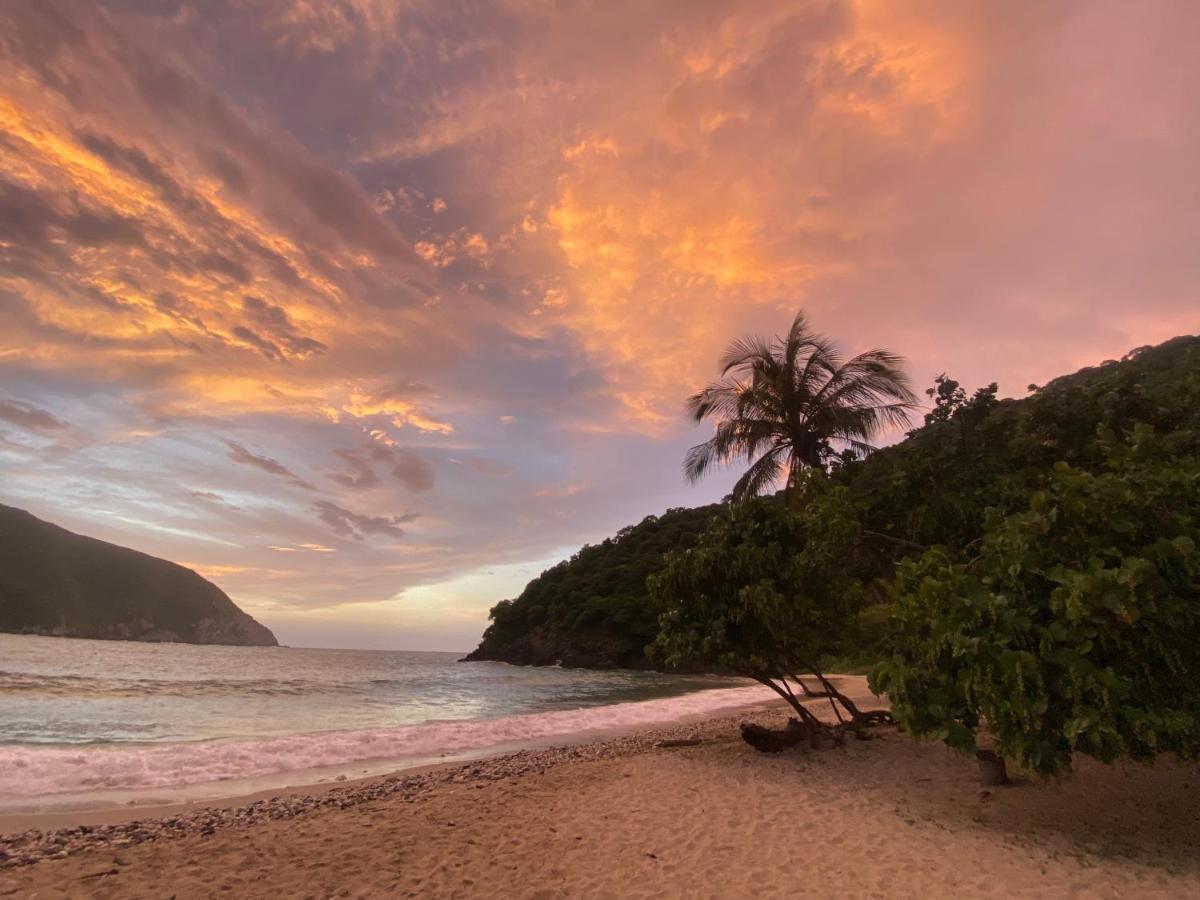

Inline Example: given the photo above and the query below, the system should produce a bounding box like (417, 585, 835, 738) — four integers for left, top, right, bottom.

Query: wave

(0, 685, 773, 799)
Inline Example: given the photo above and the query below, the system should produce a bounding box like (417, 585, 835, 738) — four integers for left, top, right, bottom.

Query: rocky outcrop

(0, 504, 277, 647)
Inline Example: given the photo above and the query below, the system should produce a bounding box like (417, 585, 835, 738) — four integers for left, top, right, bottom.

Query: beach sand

(2, 679, 1198, 899)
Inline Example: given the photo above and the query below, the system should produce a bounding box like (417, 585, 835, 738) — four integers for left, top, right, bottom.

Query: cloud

(336, 383, 454, 436)
(535, 481, 589, 499)
(0, 400, 71, 434)
(270, 542, 336, 553)
(414, 229, 492, 270)
(240, 295, 328, 360)
(187, 489, 241, 510)
(369, 445, 436, 492)
(0, 178, 148, 267)
(249, 0, 407, 58)
(313, 500, 418, 541)
(330, 444, 435, 493)
(223, 439, 315, 490)
(461, 457, 513, 477)
(0, 0, 444, 403)
(328, 448, 382, 490)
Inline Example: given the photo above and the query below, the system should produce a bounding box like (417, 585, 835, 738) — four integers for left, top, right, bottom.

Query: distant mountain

(0, 504, 277, 646)
(466, 334, 1200, 670)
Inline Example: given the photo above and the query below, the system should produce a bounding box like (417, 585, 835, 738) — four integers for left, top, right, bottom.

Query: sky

(0, 1, 1197, 651)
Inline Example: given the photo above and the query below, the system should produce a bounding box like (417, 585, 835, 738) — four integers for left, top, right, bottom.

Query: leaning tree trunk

(806, 666, 894, 738)
(742, 672, 894, 753)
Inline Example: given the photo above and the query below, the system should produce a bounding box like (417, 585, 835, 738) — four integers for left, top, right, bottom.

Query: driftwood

(740, 718, 816, 752)
(656, 738, 703, 748)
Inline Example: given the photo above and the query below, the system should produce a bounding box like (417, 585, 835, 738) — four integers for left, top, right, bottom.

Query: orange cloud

(507, 3, 975, 428)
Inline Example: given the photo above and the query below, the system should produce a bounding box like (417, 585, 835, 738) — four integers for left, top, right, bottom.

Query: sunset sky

(1, 0, 1196, 650)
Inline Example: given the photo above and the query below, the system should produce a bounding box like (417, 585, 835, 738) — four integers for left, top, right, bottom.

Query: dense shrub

(873, 446, 1200, 774)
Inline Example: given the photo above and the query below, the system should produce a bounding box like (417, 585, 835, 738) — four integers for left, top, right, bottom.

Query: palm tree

(684, 311, 917, 501)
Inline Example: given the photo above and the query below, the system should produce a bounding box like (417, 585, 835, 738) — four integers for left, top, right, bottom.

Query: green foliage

(649, 488, 869, 693)
(466, 504, 719, 667)
(924, 373, 967, 425)
(843, 335, 1200, 550)
(873, 451, 1200, 774)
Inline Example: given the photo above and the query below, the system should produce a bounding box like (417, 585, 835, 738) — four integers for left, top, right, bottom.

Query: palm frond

(683, 309, 914, 499)
(719, 335, 775, 376)
(730, 448, 786, 502)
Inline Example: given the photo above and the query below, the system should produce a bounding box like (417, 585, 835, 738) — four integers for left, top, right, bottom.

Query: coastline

(0, 691, 787, 835)
(0, 699, 790, 867)
(3, 680, 1199, 898)
(0, 680, 781, 825)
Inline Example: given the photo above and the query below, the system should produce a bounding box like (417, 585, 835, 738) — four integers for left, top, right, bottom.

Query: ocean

(0, 634, 767, 812)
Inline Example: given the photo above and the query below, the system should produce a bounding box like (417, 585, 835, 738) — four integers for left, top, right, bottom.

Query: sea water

(0, 634, 767, 809)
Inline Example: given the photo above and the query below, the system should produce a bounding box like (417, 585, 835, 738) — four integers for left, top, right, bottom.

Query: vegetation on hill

(661, 326, 1200, 772)
(464, 504, 719, 667)
(875, 446, 1200, 774)
(650, 486, 893, 747)
(469, 316, 1200, 775)
(0, 504, 277, 646)
(841, 335, 1200, 550)
(472, 333, 1195, 657)
(469, 311, 919, 671)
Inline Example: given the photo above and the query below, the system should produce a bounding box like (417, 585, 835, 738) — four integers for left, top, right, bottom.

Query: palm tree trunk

(784, 459, 803, 508)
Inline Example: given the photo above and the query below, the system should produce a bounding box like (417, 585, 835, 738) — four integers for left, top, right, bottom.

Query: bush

(873, 445, 1200, 775)
(650, 488, 889, 734)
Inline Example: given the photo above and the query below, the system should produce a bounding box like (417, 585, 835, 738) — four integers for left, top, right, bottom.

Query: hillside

(467, 334, 1200, 670)
(0, 504, 277, 646)
(464, 504, 719, 668)
(843, 334, 1200, 548)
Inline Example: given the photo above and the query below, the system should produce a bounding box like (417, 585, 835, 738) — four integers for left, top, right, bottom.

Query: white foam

(0, 684, 773, 800)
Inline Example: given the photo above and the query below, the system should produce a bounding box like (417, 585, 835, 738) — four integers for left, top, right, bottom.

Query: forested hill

(842, 334, 1200, 550)
(0, 504, 278, 646)
(466, 334, 1200, 670)
(463, 504, 721, 668)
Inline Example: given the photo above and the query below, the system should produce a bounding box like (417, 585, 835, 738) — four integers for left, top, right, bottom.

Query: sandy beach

(2, 678, 1198, 899)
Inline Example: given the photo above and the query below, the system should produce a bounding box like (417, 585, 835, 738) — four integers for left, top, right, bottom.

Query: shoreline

(0, 677, 776, 818)
(0, 700, 789, 869)
(2, 681, 1198, 898)
(0, 680, 788, 827)
(0, 694, 787, 836)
